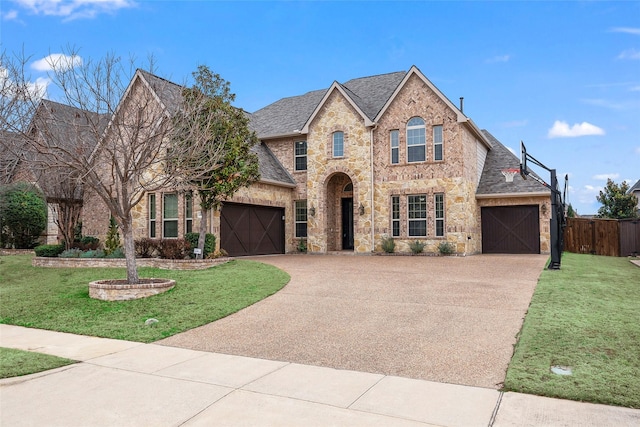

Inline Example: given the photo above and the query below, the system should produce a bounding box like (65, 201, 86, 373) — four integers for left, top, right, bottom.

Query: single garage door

(220, 203, 285, 256)
(481, 205, 540, 254)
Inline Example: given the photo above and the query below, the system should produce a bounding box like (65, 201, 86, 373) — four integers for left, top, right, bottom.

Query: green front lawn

(0, 347, 76, 379)
(0, 255, 289, 343)
(505, 252, 640, 408)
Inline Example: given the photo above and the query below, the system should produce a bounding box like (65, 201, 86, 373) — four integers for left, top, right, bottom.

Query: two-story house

(83, 66, 551, 256)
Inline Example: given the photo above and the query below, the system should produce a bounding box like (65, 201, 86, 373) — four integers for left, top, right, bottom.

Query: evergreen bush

(34, 244, 65, 257)
(185, 232, 216, 258)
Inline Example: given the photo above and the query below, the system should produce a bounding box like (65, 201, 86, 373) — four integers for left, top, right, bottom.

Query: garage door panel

(482, 205, 540, 254)
(221, 203, 284, 257)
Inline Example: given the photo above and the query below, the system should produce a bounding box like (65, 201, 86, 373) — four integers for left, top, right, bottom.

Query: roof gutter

(476, 191, 550, 199)
(258, 178, 298, 189)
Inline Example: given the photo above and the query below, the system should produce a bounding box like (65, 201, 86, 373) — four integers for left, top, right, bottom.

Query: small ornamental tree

(596, 179, 638, 219)
(104, 216, 121, 255)
(171, 65, 260, 258)
(0, 182, 47, 248)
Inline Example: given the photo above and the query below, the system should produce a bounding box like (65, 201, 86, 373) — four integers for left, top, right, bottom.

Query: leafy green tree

(172, 65, 260, 258)
(0, 182, 47, 248)
(596, 179, 638, 219)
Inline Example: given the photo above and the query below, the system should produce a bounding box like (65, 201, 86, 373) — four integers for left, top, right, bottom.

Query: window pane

(435, 193, 444, 237)
(295, 200, 307, 238)
(295, 141, 307, 155)
(407, 127, 425, 146)
(434, 144, 443, 161)
(391, 196, 400, 237)
(407, 117, 425, 127)
(164, 221, 178, 238)
(390, 130, 399, 164)
(434, 125, 443, 161)
(409, 220, 426, 237)
(408, 145, 425, 162)
(392, 148, 399, 164)
(185, 194, 192, 218)
(149, 194, 156, 219)
(393, 222, 400, 237)
(296, 223, 308, 238)
(163, 194, 178, 219)
(295, 141, 307, 171)
(333, 132, 344, 157)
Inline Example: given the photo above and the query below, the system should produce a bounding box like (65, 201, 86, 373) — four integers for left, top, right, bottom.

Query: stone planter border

(89, 278, 176, 301)
(32, 257, 230, 270)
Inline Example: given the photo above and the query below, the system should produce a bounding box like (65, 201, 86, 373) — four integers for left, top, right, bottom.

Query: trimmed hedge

(34, 244, 65, 258)
(185, 232, 216, 258)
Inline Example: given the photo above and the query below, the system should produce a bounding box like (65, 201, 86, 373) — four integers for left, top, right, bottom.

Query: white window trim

(162, 193, 179, 239)
(406, 117, 426, 163)
(332, 131, 344, 158)
(294, 141, 307, 171)
(433, 125, 443, 161)
(391, 195, 400, 237)
(295, 200, 307, 238)
(148, 193, 156, 238)
(435, 193, 445, 237)
(407, 194, 427, 237)
(390, 130, 399, 164)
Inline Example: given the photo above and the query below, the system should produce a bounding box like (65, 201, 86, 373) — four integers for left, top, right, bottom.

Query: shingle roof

(252, 143, 296, 186)
(628, 179, 640, 194)
(138, 70, 295, 187)
(250, 71, 406, 139)
(476, 130, 550, 196)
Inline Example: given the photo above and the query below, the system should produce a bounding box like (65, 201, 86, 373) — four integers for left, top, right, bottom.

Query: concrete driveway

(159, 254, 548, 389)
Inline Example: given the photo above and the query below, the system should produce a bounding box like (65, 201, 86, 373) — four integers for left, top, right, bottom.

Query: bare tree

(3, 49, 240, 283)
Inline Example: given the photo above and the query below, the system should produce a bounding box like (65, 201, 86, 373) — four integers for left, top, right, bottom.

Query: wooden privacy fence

(564, 217, 640, 257)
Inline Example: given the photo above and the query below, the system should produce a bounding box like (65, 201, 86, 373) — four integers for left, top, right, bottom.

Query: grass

(0, 255, 289, 343)
(0, 347, 77, 379)
(504, 252, 640, 408)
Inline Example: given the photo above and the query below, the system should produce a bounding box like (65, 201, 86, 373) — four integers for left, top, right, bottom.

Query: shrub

(438, 241, 456, 255)
(409, 240, 426, 254)
(59, 248, 83, 258)
(0, 183, 47, 249)
(209, 248, 228, 259)
(158, 239, 190, 259)
(135, 238, 159, 258)
(34, 244, 65, 257)
(297, 238, 307, 253)
(381, 236, 395, 253)
(184, 232, 216, 258)
(73, 236, 100, 251)
(104, 216, 121, 255)
(105, 247, 125, 259)
(80, 249, 105, 258)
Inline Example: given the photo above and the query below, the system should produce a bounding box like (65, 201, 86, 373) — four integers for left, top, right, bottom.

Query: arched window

(406, 117, 425, 162)
(333, 131, 344, 157)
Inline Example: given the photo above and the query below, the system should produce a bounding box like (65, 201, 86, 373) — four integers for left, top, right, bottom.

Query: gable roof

(0, 130, 22, 184)
(134, 70, 295, 188)
(628, 179, 640, 194)
(476, 130, 550, 197)
(250, 66, 491, 148)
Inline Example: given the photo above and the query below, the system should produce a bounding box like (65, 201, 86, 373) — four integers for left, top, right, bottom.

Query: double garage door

(481, 205, 540, 254)
(220, 203, 285, 257)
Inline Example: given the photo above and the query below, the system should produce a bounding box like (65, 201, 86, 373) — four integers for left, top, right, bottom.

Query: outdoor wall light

(541, 204, 547, 215)
(359, 203, 365, 216)
(309, 206, 316, 216)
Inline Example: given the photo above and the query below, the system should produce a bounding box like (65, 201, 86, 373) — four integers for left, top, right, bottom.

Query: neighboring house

(84, 65, 552, 256)
(629, 179, 640, 216)
(4, 100, 107, 244)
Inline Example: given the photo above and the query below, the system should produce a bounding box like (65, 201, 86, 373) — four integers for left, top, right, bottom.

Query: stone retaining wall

(32, 257, 230, 270)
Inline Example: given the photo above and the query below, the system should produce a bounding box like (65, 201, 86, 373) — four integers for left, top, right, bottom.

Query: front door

(341, 198, 354, 250)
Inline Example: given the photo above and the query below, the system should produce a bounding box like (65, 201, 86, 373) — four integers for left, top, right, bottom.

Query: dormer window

(332, 131, 344, 157)
(407, 117, 426, 163)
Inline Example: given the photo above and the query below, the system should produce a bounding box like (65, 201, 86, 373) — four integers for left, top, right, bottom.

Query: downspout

(370, 123, 378, 252)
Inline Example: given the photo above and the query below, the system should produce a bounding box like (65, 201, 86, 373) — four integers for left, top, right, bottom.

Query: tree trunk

(121, 222, 139, 284)
(196, 207, 208, 260)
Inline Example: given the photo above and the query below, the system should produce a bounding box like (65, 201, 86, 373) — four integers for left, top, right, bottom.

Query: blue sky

(2, 0, 639, 215)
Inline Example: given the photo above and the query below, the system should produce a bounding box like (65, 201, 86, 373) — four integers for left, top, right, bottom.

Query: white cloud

(31, 54, 82, 72)
(0, 67, 49, 100)
(485, 54, 510, 63)
(592, 173, 620, 181)
(610, 27, 640, 36)
(631, 86, 640, 92)
(2, 9, 19, 20)
(617, 48, 640, 60)
(13, 0, 136, 20)
(547, 120, 605, 138)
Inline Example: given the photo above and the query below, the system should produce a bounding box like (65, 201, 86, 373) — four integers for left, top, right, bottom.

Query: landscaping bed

(32, 256, 229, 270)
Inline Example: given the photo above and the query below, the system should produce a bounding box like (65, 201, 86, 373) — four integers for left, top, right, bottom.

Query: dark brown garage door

(220, 203, 285, 256)
(481, 205, 540, 254)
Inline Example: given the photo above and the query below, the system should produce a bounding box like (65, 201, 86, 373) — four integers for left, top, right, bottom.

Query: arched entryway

(325, 173, 354, 251)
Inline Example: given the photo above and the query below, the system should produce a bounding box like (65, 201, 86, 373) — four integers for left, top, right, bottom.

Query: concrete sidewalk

(2, 325, 639, 426)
